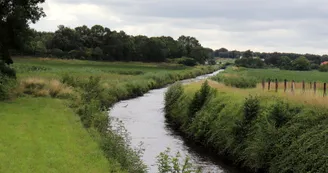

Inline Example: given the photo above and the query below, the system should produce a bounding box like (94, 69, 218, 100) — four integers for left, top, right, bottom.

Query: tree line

(13, 25, 215, 65)
(215, 48, 327, 71)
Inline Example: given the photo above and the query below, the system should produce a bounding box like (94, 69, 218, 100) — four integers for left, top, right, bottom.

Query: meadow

(165, 80, 328, 173)
(219, 66, 328, 82)
(1, 57, 219, 173)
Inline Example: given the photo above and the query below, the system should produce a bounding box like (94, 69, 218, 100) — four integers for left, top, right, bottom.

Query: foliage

(318, 64, 328, 72)
(0, 0, 45, 64)
(211, 74, 257, 88)
(277, 56, 292, 70)
(156, 148, 201, 173)
(165, 83, 328, 173)
(235, 58, 265, 68)
(171, 57, 197, 66)
(0, 62, 16, 78)
(292, 56, 311, 71)
(0, 74, 16, 101)
(18, 27, 214, 64)
(188, 81, 212, 120)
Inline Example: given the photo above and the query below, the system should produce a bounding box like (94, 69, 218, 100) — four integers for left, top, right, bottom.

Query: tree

(0, 0, 45, 64)
(243, 50, 253, 59)
(177, 35, 201, 56)
(292, 56, 311, 71)
(277, 56, 292, 70)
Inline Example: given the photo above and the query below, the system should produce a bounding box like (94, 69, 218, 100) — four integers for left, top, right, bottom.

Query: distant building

(321, 61, 328, 65)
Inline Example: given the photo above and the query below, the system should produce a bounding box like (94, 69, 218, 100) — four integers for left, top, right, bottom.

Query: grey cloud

(33, 0, 328, 54)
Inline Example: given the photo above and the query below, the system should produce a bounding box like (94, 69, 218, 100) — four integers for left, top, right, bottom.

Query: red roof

(321, 61, 328, 65)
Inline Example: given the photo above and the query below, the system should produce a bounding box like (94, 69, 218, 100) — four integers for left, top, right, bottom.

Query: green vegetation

(0, 97, 122, 173)
(156, 148, 201, 173)
(216, 66, 328, 82)
(165, 81, 328, 173)
(1, 57, 219, 172)
(211, 73, 257, 88)
(319, 64, 328, 72)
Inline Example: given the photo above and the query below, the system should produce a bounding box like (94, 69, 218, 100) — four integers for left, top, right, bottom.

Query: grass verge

(0, 97, 124, 173)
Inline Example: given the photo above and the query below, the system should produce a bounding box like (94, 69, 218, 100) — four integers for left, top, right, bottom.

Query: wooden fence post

(310, 82, 312, 90)
(314, 82, 317, 94)
(268, 79, 271, 91)
(284, 79, 287, 92)
(302, 80, 305, 92)
(262, 79, 265, 90)
(324, 83, 327, 97)
(275, 79, 278, 92)
(291, 80, 295, 93)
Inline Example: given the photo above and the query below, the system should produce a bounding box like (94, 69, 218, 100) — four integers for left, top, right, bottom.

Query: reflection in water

(109, 70, 242, 173)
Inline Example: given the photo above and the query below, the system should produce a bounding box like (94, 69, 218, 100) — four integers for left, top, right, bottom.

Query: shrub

(292, 56, 311, 71)
(318, 64, 328, 72)
(164, 83, 184, 115)
(173, 57, 197, 66)
(156, 148, 201, 173)
(212, 75, 257, 88)
(235, 58, 265, 68)
(188, 81, 212, 120)
(0, 74, 16, 101)
(0, 62, 16, 78)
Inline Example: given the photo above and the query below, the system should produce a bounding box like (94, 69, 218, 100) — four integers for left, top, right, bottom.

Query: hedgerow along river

(109, 70, 242, 173)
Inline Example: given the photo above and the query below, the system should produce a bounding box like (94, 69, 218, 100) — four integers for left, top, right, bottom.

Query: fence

(261, 79, 327, 97)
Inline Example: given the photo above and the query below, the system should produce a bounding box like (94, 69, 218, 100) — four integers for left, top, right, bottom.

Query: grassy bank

(1, 57, 220, 172)
(164, 80, 328, 173)
(0, 97, 122, 173)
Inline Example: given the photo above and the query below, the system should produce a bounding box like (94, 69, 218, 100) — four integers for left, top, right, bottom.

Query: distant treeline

(14, 25, 215, 65)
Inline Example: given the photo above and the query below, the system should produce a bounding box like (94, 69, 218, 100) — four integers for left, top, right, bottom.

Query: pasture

(220, 66, 328, 82)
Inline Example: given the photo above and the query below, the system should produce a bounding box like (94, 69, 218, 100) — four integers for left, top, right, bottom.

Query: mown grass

(220, 66, 328, 82)
(2, 57, 220, 173)
(0, 97, 123, 173)
(165, 80, 328, 173)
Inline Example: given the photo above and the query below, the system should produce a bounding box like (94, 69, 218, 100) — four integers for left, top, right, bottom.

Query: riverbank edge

(66, 65, 223, 172)
(164, 81, 328, 173)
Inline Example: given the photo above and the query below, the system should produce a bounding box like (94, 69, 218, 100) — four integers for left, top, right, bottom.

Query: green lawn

(0, 97, 123, 173)
(222, 66, 328, 82)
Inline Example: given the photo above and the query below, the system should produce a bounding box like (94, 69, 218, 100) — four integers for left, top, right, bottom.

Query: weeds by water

(165, 81, 328, 173)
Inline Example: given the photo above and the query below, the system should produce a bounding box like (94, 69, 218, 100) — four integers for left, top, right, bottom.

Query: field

(220, 66, 328, 82)
(1, 57, 219, 173)
(0, 97, 121, 173)
(165, 80, 328, 173)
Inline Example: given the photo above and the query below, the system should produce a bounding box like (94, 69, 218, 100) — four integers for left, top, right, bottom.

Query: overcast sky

(31, 0, 328, 54)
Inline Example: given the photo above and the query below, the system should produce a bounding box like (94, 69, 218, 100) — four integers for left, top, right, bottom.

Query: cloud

(31, 0, 328, 54)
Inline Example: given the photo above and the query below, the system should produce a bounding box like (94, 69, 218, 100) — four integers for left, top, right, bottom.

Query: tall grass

(211, 74, 257, 88)
(165, 81, 328, 173)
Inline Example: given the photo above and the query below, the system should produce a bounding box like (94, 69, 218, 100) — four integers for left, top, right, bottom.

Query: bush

(174, 57, 197, 66)
(235, 58, 265, 68)
(156, 148, 201, 173)
(212, 74, 257, 88)
(319, 64, 328, 72)
(0, 62, 16, 78)
(0, 74, 16, 101)
(292, 56, 311, 71)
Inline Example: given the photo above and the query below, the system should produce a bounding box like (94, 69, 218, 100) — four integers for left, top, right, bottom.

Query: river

(109, 69, 242, 173)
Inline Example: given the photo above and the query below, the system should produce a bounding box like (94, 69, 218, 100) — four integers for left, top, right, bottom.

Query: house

(321, 61, 328, 65)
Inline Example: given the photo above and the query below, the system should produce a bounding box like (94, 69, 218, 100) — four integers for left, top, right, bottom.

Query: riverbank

(1, 57, 221, 172)
(165, 80, 328, 173)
